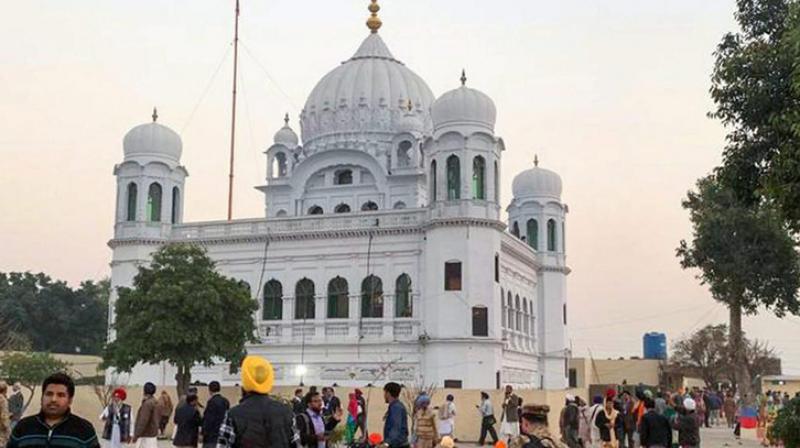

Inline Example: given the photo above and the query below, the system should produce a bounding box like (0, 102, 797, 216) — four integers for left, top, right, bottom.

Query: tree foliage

(711, 0, 800, 231)
(103, 243, 258, 395)
(772, 397, 800, 448)
(0, 352, 71, 413)
(670, 323, 781, 388)
(0, 272, 109, 354)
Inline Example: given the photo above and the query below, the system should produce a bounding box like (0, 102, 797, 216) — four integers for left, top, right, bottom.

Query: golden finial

(460, 69, 467, 86)
(366, 0, 382, 33)
(534, 154, 539, 167)
(152, 107, 158, 123)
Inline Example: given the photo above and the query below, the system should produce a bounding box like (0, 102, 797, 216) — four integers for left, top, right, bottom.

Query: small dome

(512, 163, 562, 199)
(431, 72, 496, 132)
(274, 114, 299, 147)
(397, 106, 424, 134)
(123, 111, 182, 164)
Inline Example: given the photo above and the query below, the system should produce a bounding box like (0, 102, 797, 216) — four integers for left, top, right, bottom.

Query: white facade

(108, 21, 570, 390)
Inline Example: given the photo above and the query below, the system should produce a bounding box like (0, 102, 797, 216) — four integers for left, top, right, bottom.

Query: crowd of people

(4, 364, 798, 448)
(554, 386, 800, 448)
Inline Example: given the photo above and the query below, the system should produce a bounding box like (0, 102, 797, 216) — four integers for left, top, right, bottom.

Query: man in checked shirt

(217, 356, 297, 448)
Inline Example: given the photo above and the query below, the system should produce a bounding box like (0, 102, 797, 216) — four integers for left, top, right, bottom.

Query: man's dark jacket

(227, 393, 295, 448)
(173, 401, 202, 446)
(639, 410, 672, 448)
(202, 394, 230, 441)
(8, 410, 100, 448)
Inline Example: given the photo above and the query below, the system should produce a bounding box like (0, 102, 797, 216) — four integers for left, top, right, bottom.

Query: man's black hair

(42, 372, 75, 398)
(520, 411, 547, 425)
(187, 394, 199, 404)
(384, 382, 402, 398)
(144, 382, 156, 396)
(644, 397, 655, 409)
(209, 381, 221, 393)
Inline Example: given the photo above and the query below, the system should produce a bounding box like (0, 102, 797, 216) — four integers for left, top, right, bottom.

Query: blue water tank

(643, 332, 667, 360)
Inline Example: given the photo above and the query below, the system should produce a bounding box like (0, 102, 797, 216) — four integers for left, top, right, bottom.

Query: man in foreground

(202, 381, 230, 448)
(217, 355, 296, 448)
(511, 404, 562, 448)
(296, 391, 342, 448)
(7, 372, 99, 448)
(383, 382, 409, 448)
(638, 398, 671, 448)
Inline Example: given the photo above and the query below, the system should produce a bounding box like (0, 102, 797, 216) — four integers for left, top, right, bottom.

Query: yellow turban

(241, 355, 274, 394)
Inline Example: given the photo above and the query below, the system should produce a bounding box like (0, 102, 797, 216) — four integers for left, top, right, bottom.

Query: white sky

(2, 0, 799, 374)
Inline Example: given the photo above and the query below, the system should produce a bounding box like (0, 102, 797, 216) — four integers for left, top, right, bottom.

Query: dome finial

(152, 107, 158, 123)
(460, 69, 467, 86)
(283, 112, 290, 126)
(534, 154, 539, 167)
(405, 99, 413, 113)
(366, 0, 382, 34)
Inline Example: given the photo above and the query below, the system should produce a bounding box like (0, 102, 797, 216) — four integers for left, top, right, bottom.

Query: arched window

(526, 219, 538, 250)
(334, 203, 351, 213)
(294, 278, 315, 320)
(334, 169, 353, 185)
(472, 156, 486, 200)
(147, 183, 162, 222)
(397, 141, 412, 167)
(501, 288, 506, 328)
(512, 222, 520, 237)
(171, 187, 180, 224)
(263, 280, 283, 320)
(361, 201, 378, 211)
(308, 205, 323, 215)
(361, 275, 383, 318)
(494, 161, 499, 203)
(276, 210, 288, 217)
(395, 274, 412, 318)
(446, 155, 460, 200)
(430, 160, 437, 203)
(515, 295, 522, 331)
(547, 219, 557, 251)
(562, 222, 566, 252)
(274, 152, 288, 177)
(327, 277, 349, 319)
(393, 201, 406, 210)
(523, 299, 530, 334)
(507, 293, 514, 331)
(126, 182, 137, 221)
(494, 254, 500, 283)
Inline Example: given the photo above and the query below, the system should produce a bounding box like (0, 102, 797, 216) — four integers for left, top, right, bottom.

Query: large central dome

(299, 33, 435, 149)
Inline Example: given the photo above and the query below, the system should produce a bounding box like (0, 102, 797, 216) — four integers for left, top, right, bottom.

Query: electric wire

(181, 43, 233, 133)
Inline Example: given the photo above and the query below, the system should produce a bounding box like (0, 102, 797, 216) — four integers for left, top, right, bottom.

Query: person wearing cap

(510, 404, 562, 448)
(437, 395, 456, 439)
(558, 395, 580, 448)
(217, 356, 295, 448)
(101, 388, 132, 448)
(413, 394, 438, 448)
(671, 398, 699, 448)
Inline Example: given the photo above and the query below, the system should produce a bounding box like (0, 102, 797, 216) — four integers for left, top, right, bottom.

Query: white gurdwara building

(109, 5, 570, 390)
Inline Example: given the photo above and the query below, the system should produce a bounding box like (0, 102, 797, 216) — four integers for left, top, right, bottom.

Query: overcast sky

(2, 0, 800, 375)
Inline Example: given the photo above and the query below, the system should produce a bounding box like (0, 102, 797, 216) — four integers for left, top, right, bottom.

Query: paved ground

(101, 426, 764, 448)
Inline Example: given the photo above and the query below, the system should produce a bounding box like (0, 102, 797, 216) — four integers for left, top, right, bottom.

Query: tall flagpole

(227, 0, 240, 221)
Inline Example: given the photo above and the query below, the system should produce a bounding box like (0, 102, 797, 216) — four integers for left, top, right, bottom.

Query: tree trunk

(175, 365, 191, 398)
(729, 301, 752, 397)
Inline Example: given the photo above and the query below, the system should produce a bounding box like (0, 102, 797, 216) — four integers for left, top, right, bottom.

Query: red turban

(113, 388, 127, 400)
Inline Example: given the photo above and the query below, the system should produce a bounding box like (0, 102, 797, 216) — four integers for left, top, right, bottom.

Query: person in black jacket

(7, 372, 100, 448)
(202, 381, 230, 448)
(296, 391, 342, 448)
(672, 398, 700, 448)
(173, 395, 202, 448)
(322, 387, 341, 419)
(638, 398, 671, 448)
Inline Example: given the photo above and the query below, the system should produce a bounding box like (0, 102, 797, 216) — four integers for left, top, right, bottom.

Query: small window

(361, 275, 384, 318)
(501, 288, 506, 328)
(361, 201, 378, 211)
(443, 380, 463, 389)
(569, 368, 578, 388)
(147, 182, 162, 222)
(547, 219, 557, 251)
(395, 274, 412, 318)
(327, 277, 349, 319)
(507, 293, 514, 331)
(397, 141, 412, 167)
(263, 280, 283, 321)
(512, 222, 520, 238)
(472, 156, 486, 200)
(430, 160, 437, 203)
(444, 262, 462, 291)
(334, 203, 351, 213)
(276, 210, 288, 217)
(494, 161, 499, 203)
(393, 201, 406, 210)
(126, 182, 138, 221)
(563, 303, 567, 325)
(527, 219, 538, 250)
(446, 155, 460, 200)
(515, 295, 522, 330)
(171, 187, 180, 224)
(308, 205, 323, 215)
(334, 169, 353, 185)
(472, 306, 488, 337)
(494, 254, 500, 283)
(294, 278, 315, 320)
(274, 152, 288, 177)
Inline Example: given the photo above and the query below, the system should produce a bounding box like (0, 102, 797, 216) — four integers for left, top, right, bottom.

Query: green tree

(103, 243, 258, 395)
(0, 352, 71, 413)
(772, 397, 800, 448)
(677, 175, 800, 395)
(711, 0, 800, 230)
